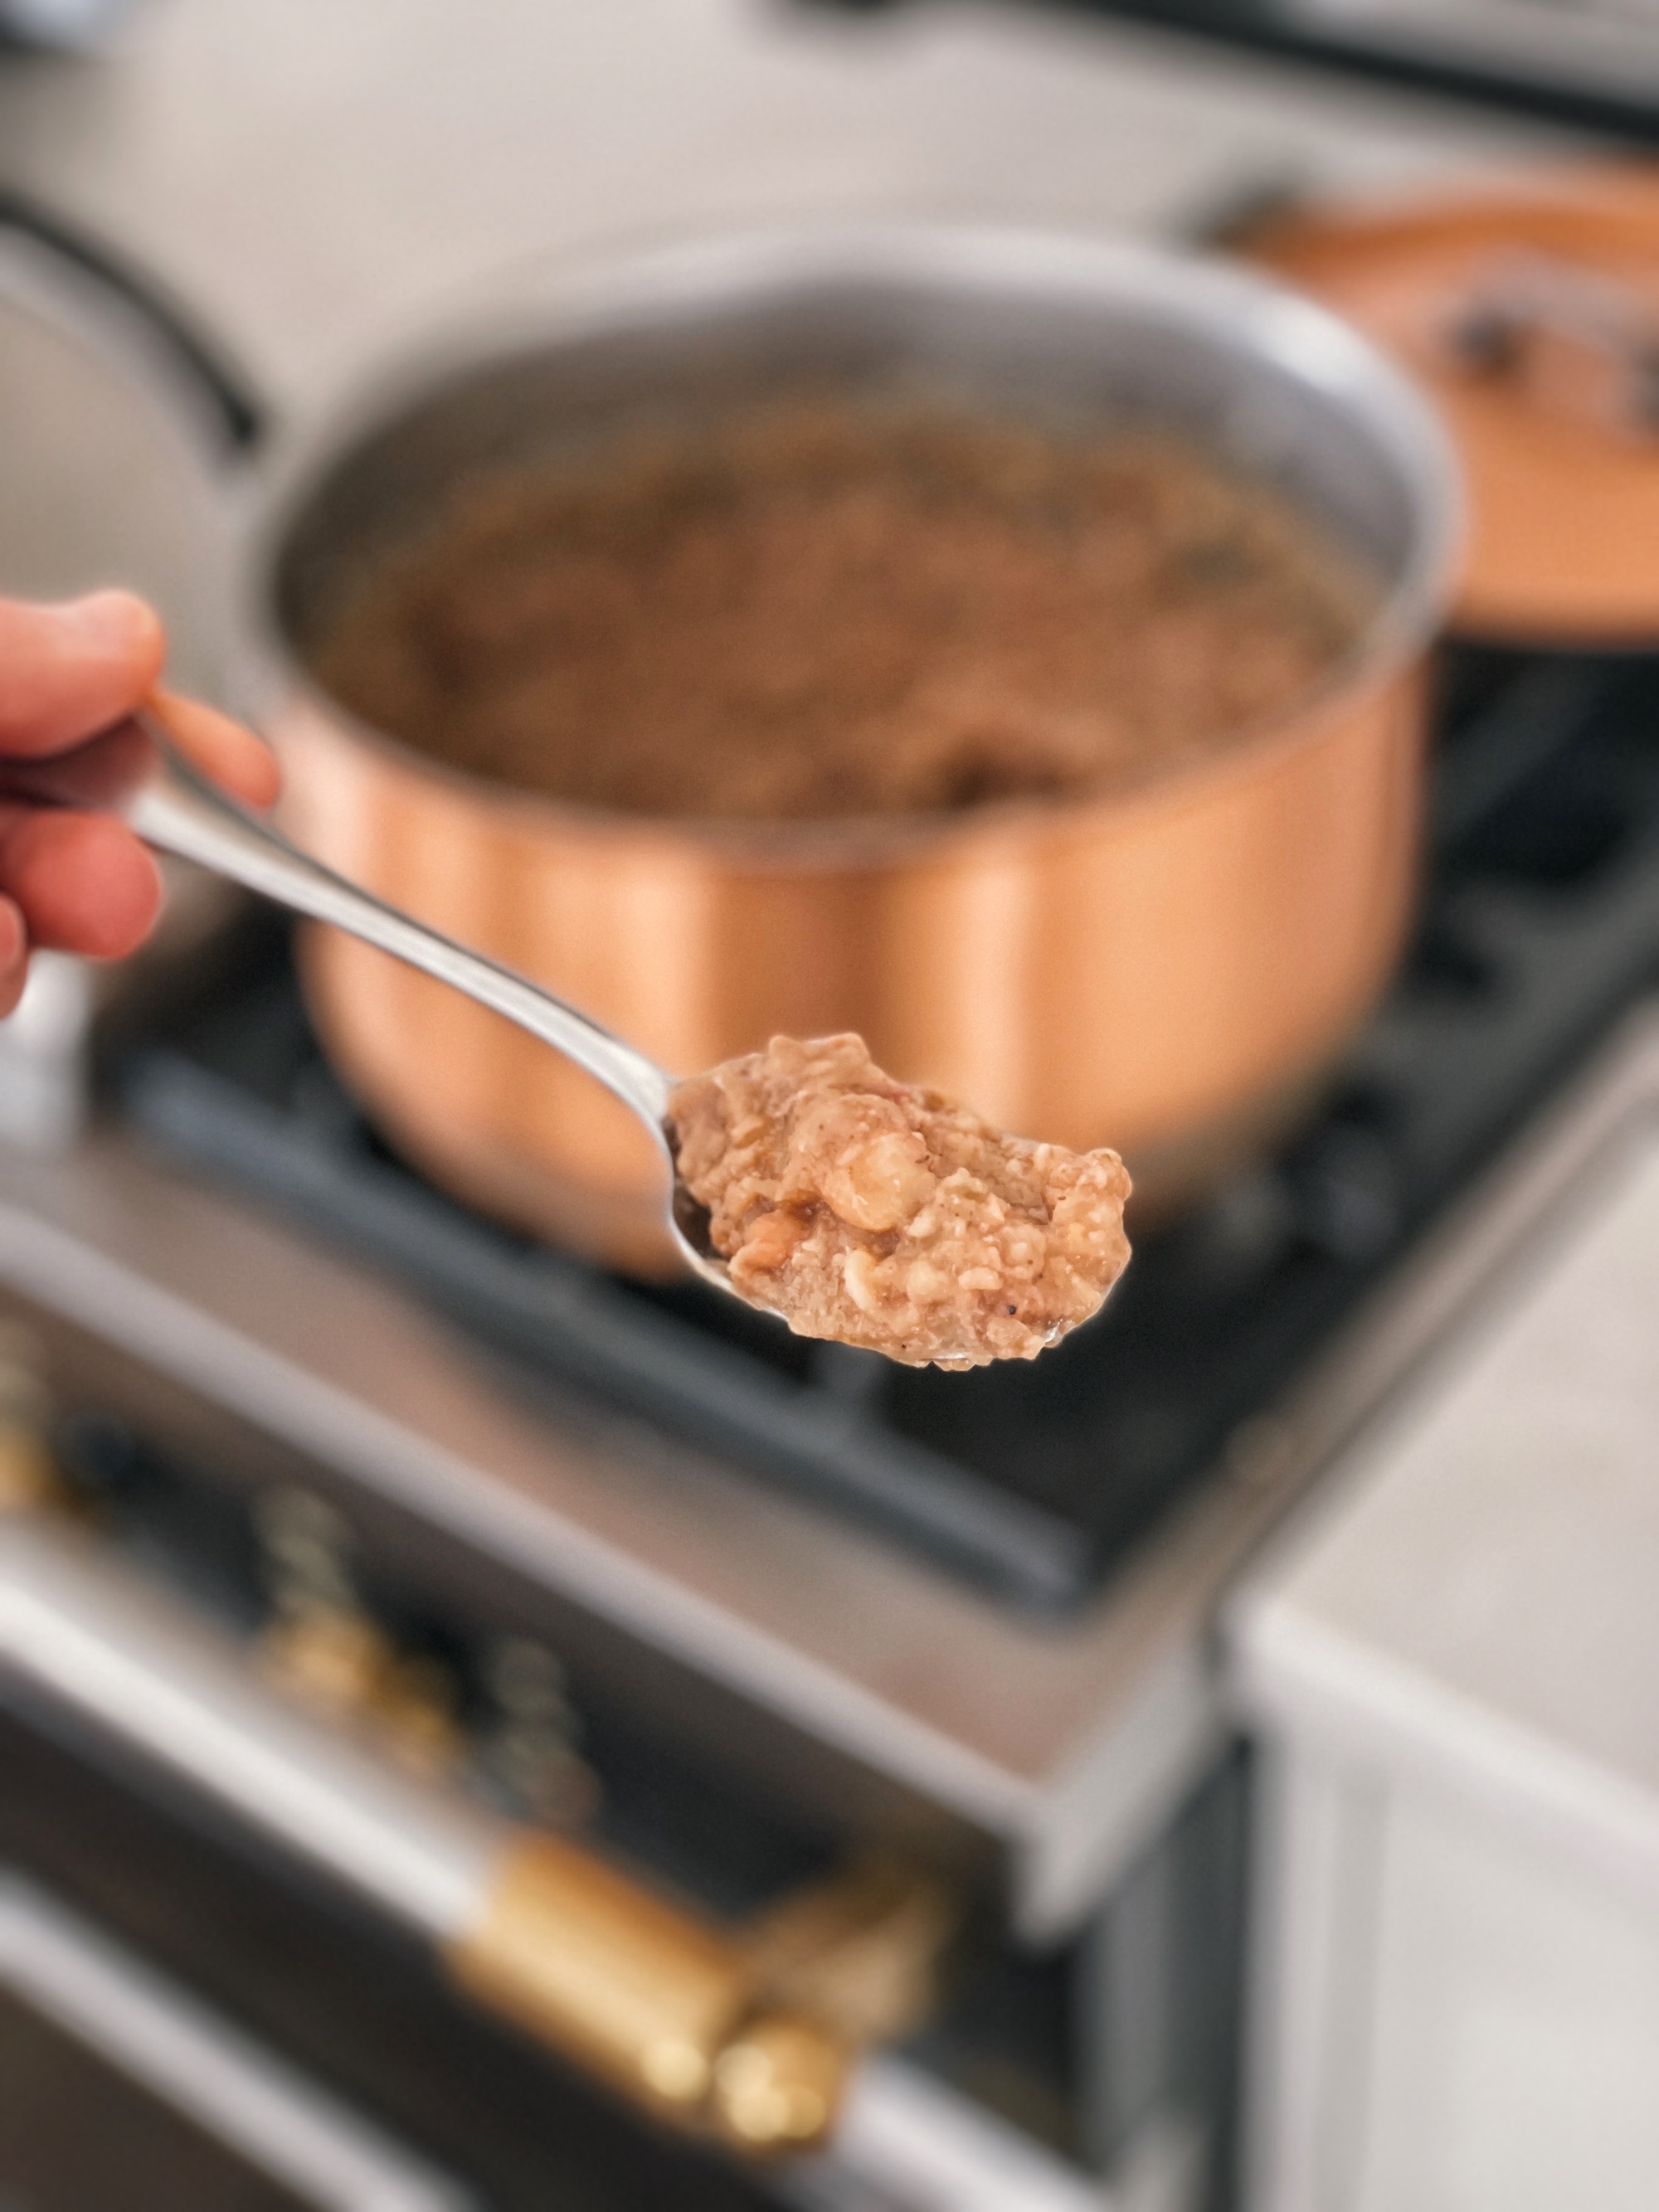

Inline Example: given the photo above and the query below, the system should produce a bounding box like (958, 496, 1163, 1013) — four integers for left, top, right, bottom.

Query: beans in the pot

(311, 396, 1377, 822)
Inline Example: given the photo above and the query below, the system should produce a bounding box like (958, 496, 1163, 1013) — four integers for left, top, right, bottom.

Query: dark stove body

(7, 634, 1659, 2211)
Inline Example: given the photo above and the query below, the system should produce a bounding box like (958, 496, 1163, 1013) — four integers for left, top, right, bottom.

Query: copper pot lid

(1239, 163, 1659, 644)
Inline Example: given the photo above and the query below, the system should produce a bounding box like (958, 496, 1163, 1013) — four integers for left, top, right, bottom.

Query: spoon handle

(129, 715, 674, 1133)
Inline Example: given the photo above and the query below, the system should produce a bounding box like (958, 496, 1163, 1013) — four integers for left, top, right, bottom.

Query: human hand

(0, 591, 280, 1017)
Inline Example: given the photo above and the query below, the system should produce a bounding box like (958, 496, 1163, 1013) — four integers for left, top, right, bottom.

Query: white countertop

(0, 0, 1574, 417)
(1233, 1049, 1659, 1891)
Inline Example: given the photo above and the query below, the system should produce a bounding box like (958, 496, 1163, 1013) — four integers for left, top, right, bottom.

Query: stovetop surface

(103, 645, 1659, 1617)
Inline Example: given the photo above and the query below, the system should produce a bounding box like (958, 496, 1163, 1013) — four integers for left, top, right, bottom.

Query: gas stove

(4, 9, 1654, 2209)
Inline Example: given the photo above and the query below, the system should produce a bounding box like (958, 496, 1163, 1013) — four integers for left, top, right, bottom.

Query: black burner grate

(114, 646, 1659, 1612)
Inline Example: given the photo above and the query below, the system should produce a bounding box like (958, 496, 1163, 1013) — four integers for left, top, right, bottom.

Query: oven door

(3, 1481, 1173, 2212)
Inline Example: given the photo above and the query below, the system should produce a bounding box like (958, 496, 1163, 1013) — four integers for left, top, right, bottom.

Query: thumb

(0, 592, 165, 755)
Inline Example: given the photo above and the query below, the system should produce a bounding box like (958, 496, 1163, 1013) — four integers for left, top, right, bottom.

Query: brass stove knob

(711, 2015, 848, 2151)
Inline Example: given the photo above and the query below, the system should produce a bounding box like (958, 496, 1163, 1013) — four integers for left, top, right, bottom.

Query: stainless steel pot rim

(251, 221, 1462, 863)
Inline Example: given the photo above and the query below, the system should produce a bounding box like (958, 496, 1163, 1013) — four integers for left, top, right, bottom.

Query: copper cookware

(258, 230, 1458, 1274)
(1240, 163, 1659, 644)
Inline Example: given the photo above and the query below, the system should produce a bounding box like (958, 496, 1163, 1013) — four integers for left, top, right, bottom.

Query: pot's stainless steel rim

(243, 221, 1463, 854)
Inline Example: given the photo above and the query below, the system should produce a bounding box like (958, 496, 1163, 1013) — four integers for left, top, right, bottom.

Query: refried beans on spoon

(670, 1033, 1131, 1369)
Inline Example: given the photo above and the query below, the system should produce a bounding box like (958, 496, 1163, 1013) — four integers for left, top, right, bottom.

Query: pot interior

(270, 234, 1451, 710)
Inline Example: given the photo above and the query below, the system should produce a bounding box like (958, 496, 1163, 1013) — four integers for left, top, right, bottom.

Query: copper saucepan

(255, 228, 1459, 1274)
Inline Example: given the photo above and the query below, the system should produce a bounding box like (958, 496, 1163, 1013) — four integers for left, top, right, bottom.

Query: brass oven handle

(0, 1501, 845, 2151)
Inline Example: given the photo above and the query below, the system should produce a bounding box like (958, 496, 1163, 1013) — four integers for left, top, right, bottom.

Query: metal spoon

(2, 709, 733, 1295)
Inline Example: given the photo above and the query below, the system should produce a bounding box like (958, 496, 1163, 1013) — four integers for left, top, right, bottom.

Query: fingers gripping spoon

(1, 709, 736, 1297)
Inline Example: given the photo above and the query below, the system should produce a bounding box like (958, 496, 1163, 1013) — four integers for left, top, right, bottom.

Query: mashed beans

(313, 398, 1373, 821)
(669, 1033, 1131, 1368)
